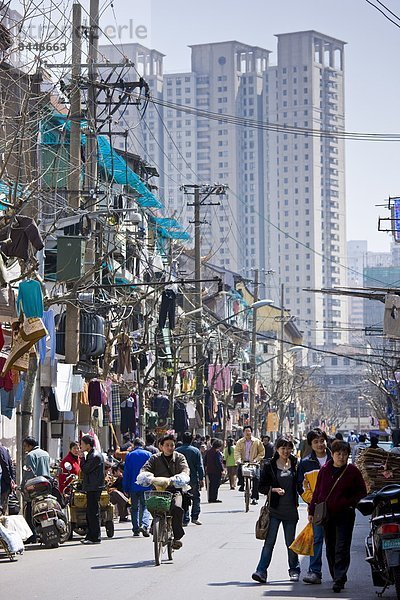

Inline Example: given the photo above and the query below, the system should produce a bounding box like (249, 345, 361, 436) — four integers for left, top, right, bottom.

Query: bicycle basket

(144, 491, 173, 514)
(242, 465, 257, 478)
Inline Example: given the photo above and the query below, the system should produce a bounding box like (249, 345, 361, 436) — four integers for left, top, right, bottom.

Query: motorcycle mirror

(64, 462, 72, 471)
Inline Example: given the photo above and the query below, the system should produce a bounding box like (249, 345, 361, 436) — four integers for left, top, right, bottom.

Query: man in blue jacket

(123, 438, 152, 536)
(176, 431, 205, 525)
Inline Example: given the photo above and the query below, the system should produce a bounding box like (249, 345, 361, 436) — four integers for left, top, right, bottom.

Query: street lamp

(249, 298, 275, 430)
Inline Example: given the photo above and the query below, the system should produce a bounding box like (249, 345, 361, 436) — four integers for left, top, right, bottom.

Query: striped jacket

(297, 448, 332, 504)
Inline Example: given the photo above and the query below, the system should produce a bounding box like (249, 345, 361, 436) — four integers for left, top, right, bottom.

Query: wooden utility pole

(65, 2, 82, 364)
(183, 184, 227, 433)
(249, 268, 259, 430)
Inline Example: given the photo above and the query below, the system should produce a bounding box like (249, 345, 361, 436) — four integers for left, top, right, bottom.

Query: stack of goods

(356, 448, 400, 492)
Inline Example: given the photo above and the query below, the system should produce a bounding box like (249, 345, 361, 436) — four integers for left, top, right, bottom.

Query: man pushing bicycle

(140, 434, 190, 549)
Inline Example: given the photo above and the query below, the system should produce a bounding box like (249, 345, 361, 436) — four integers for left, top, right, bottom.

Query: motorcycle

(23, 473, 68, 549)
(62, 462, 114, 539)
(358, 483, 400, 596)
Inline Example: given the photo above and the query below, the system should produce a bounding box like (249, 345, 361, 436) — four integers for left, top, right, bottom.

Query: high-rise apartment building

(99, 31, 348, 347)
(267, 32, 347, 347)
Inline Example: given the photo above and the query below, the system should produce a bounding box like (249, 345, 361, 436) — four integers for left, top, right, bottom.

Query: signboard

(391, 198, 400, 242)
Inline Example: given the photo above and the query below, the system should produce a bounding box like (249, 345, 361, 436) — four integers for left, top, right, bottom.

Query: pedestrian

(369, 435, 379, 449)
(145, 432, 158, 454)
(351, 434, 368, 462)
(204, 439, 224, 503)
(297, 427, 331, 585)
(80, 434, 105, 545)
(347, 431, 358, 443)
(58, 441, 81, 494)
(262, 435, 275, 461)
(235, 425, 265, 504)
(309, 439, 367, 593)
(141, 434, 190, 550)
(0, 442, 15, 514)
(22, 436, 50, 543)
(223, 437, 237, 490)
(108, 464, 130, 522)
(335, 432, 343, 441)
(122, 438, 152, 537)
(120, 433, 133, 452)
(252, 437, 300, 584)
(176, 431, 205, 525)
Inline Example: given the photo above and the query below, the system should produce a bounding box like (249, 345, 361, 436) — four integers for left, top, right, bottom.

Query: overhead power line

(148, 96, 400, 142)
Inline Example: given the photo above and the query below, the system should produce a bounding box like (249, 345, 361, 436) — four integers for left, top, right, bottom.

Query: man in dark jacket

(80, 435, 105, 544)
(141, 434, 189, 549)
(176, 431, 205, 525)
(0, 443, 15, 513)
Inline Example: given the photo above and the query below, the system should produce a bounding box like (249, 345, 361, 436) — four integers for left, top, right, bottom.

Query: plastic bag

(136, 472, 154, 487)
(170, 473, 190, 488)
(289, 522, 314, 556)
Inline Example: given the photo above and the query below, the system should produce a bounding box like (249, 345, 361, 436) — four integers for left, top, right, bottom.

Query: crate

(72, 492, 87, 508)
(100, 491, 109, 508)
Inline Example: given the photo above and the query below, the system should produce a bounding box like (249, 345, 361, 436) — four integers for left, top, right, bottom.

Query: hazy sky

(102, 0, 400, 253)
(22, 0, 400, 253)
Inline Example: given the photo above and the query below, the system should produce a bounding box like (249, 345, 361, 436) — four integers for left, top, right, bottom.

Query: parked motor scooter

(62, 462, 114, 539)
(23, 472, 68, 548)
(358, 483, 400, 596)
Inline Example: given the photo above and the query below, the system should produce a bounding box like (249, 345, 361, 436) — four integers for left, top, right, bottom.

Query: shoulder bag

(255, 488, 272, 540)
(313, 465, 348, 526)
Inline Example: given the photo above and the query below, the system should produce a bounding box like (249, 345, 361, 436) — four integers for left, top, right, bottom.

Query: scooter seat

(373, 485, 400, 504)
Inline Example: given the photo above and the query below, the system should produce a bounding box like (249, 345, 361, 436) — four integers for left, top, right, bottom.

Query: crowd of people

(0, 425, 380, 592)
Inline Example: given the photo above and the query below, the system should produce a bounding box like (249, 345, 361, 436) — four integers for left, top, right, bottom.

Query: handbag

(313, 465, 348, 526)
(21, 317, 48, 343)
(255, 489, 271, 540)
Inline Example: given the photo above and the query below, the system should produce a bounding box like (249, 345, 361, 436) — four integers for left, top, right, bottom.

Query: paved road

(0, 483, 396, 600)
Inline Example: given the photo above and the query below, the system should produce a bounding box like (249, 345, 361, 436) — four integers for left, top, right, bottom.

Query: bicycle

(144, 490, 174, 566)
(242, 463, 258, 512)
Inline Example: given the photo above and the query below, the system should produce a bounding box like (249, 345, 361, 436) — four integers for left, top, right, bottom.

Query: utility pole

(86, 0, 99, 193)
(250, 268, 259, 431)
(65, 2, 82, 365)
(182, 184, 227, 433)
(279, 282, 285, 430)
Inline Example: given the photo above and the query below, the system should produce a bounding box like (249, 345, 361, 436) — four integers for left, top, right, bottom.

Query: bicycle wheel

(245, 478, 250, 512)
(152, 516, 164, 566)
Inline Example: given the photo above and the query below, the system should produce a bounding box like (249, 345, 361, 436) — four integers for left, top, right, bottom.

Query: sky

(13, 0, 400, 253)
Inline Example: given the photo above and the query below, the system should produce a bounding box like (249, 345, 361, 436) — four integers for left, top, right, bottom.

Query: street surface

(0, 483, 394, 600)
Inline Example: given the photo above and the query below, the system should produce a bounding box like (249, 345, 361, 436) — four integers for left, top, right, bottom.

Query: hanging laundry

(111, 384, 121, 426)
(120, 394, 137, 436)
(71, 374, 85, 394)
(0, 355, 13, 391)
(0, 215, 44, 261)
(38, 309, 56, 364)
(47, 389, 60, 421)
(0, 324, 4, 352)
(17, 279, 43, 318)
(0, 388, 14, 419)
(54, 363, 73, 411)
(204, 387, 212, 425)
(158, 289, 176, 329)
(78, 381, 89, 405)
(116, 333, 132, 374)
(233, 381, 244, 407)
(0, 285, 16, 322)
(88, 379, 102, 406)
(208, 364, 231, 392)
(151, 393, 169, 420)
(173, 399, 189, 434)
